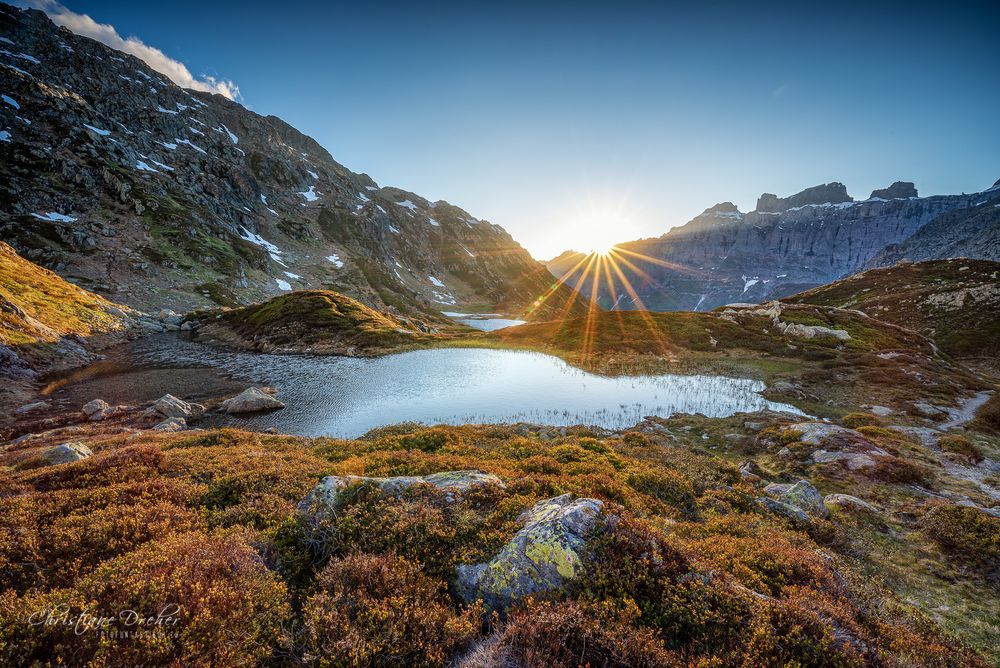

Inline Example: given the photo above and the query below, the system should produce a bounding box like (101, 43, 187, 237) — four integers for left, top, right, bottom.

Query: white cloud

(14, 1, 240, 100)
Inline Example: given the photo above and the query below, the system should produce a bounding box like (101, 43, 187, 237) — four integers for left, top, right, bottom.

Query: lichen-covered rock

(777, 479, 828, 518)
(454, 494, 604, 609)
(757, 496, 810, 525)
(298, 470, 505, 520)
(42, 441, 93, 465)
(219, 387, 285, 413)
(153, 394, 204, 418)
(824, 494, 880, 515)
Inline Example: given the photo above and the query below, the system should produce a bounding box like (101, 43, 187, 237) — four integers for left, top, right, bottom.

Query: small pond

(52, 336, 805, 438)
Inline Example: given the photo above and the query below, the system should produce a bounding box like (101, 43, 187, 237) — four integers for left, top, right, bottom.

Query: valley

(1, 3, 998, 668)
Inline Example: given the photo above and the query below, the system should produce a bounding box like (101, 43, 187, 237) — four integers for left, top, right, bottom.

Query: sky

(21, 0, 1000, 259)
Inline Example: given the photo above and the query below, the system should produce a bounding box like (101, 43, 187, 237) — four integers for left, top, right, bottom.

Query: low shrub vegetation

(0, 424, 992, 666)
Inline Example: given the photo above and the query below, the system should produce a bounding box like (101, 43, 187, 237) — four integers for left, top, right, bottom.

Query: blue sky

(35, 1, 1000, 258)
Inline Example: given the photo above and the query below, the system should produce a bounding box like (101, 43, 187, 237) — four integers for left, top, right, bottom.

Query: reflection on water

(59, 336, 805, 438)
(456, 318, 527, 331)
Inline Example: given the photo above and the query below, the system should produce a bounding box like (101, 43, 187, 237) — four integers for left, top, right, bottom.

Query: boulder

(757, 496, 810, 525)
(219, 387, 285, 414)
(738, 460, 764, 482)
(42, 442, 93, 465)
(811, 450, 877, 471)
(299, 470, 505, 521)
(14, 401, 50, 414)
(824, 494, 880, 514)
(152, 417, 187, 432)
(153, 394, 204, 418)
(455, 494, 605, 609)
(780, 480, 828, 518)
(81, 398, 109, 417)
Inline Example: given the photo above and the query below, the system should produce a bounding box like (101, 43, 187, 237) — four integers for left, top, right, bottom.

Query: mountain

(547, 181, 999, 312)
(785, 258, 1000, 374)
(0, 4, 587, 320)
(867, 185, 1000, 266)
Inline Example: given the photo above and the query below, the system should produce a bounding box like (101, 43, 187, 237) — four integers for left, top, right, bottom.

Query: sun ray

(605, 252, 674, 358)
(613, 247, 706, 277)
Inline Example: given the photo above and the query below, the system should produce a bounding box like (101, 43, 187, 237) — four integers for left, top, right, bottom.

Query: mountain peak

(870, 181, 918, 199)
(755, 182, 852, 212)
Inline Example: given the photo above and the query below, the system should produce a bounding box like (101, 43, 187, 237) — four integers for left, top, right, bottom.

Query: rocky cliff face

(0, 5, 586, 320)
(548, 180, 996, 311)
(868, 185, 1000, 267)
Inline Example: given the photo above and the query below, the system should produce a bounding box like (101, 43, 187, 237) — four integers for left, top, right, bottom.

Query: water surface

(56, 337, 804, 438)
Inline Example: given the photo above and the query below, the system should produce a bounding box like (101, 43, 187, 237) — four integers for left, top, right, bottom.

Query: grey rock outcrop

(298, 470, 506, 521)
(757, 496, 810, 524)
(870, 182, 918, 200)
(454, 494, 605, 609)
(219, 387, 285, 413)
(824, 494, 880, 514)
(42, 441, 93, 465)
(756, 182, 853, 213)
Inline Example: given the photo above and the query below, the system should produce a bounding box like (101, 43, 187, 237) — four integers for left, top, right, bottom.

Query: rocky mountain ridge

(0, 4, 586, 320)
(548, 178, 999, 312)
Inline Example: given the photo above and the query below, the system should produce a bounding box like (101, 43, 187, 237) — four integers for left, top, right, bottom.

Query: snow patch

(239, 227, 281, 255)
(428, 217, 439, 227)
(155, 105, 178, 115)
(1, 94, 18, 109)
(283, 271, 301, 280)
(388, 225, 400, 234)
(326, 254, 344, 268)
(0, 49, 40, 64)
(216, 124, 238, 144)
(82, 123, 110, 136)
(306, 169, 318, 179)
(428, 275, 446, 288)
(135, 160, 159, 173)
(31, 212, 77, 222)
(0, 130, 10, 142)
(297, 185, 319, 202)
(396, 199, 418, 211)
(741, 276, 759, 293)
(274, 278, 291, 291)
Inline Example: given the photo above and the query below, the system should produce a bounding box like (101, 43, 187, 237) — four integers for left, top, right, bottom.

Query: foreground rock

(763, 479, 828, 519)
(42, 442, 93, 465)
(153, 394, 205, 419)
(81, 398, 115, 421)
(789, 422, 887, 472)
(455, 494, 605, 609)
(152, 417, 187, 432)
(824, 494, 880, 515)
(219, 387, 285, 414)
(299, 470, 505, 521)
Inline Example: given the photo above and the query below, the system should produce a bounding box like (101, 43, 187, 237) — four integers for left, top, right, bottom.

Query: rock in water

(42, 442, 93, 465)
(219, 387, 286, 414)
(153, 394, 204, 418)
(454, 494, 604, 609)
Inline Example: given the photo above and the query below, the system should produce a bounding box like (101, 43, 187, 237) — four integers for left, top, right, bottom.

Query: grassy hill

(0, 241, 131, 347)
(199, 290, 447, 354)
(785, 259, 1000, 373)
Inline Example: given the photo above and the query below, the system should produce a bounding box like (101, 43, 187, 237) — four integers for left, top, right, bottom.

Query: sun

(586, 241, 618, 256)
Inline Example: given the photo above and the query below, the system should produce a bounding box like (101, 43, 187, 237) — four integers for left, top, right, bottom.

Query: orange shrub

(302, 552, 481, 667)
